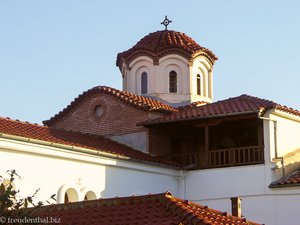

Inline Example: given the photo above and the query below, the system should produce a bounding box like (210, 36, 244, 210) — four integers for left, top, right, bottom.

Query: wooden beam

(202, 125, 209, 168)
(257, 120, 264, 146)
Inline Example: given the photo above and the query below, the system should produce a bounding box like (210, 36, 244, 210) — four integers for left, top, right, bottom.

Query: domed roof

(116, 30, 218, 68)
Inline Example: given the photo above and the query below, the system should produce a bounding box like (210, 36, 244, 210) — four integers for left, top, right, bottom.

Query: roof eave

(269, 183, 300, 188)
(138, 110, 261, 126)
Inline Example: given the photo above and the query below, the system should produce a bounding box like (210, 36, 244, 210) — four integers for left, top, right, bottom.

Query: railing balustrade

(159, 145, 264, 169)
(209, 145, 264, 167)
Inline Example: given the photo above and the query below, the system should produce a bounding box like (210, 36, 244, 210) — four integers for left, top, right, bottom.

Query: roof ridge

(239, 94, 300, 115)
(0, 116, 46, 128)
(140, 94, 300, 126)
(162, 193, 259, 225)
(44, 86, 176, 126)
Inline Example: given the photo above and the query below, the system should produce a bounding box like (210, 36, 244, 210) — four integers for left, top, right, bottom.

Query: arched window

(141, 72, 148, 94)
(197, 74, 201, 95)
(169, 71, 177, 93)
(64, 188, 79, 203)
(84, 191, 97, 201)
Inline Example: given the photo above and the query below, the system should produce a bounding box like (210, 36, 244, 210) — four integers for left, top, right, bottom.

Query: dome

(116, 30, 218, 68)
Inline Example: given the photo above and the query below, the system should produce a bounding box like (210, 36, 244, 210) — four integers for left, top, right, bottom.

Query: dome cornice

(116, 30, 218, 69)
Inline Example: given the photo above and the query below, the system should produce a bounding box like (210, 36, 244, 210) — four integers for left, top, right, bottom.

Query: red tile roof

(116, 30, 218, 68)
(269, 170, 300, 188)
(0, 117, 178, 167)
(30, 192, 262, 225)
(43, 86, 176, 126)
(140, 94, 300, 125)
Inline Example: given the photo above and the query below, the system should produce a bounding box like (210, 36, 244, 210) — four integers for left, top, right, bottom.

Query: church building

(1, 18, 300, 225)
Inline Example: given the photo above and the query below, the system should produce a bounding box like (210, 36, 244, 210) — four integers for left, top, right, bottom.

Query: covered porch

(148, 113, 264, 170)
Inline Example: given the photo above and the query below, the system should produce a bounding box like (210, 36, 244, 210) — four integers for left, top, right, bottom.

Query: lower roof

(0, 117, 178, 167)
(30, 192, 261, 225)
(139, 94, 300, 126)
(269, 170, 300, 188)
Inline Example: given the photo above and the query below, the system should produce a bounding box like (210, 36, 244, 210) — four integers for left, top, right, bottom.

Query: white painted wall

(270, 111, 300, 157)
(184, 164, 300, 225)
(0, 137, 180, 204)
(122, 54, 214, 104)
(191, 56, 213, 102)
(194, 192, 300, 225)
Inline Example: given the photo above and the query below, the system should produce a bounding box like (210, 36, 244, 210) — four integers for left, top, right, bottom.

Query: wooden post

(203, 125, 209, 168)
(257, 120, 264, 146)
(257, 120, 264, 162)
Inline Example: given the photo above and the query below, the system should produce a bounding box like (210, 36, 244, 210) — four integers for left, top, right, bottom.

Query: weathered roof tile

(116, 30, 218, 68)
(140, 94, 300, 125)
(0, 117, 178, 167)
(30, 192, 262, 225)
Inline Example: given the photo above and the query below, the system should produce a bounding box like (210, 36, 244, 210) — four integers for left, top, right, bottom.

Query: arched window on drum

(169, 71, 177, 93)
(141, 72, 148, 94)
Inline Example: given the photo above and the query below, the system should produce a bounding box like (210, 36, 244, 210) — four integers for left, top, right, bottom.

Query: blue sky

(1, 1, 300, 124)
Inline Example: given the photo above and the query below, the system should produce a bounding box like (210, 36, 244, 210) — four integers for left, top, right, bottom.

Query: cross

(76, 177, 82, 185)
(161, 16, 172, 30)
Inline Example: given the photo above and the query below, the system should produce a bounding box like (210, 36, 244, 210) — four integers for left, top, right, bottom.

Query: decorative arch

(80, 187, 99, 201)
(159, 58, 185, 94)
(133, 65, 151, 95)
(57, 184, 80, 204)
(83, 190, 97, 201)
(64, 188, 79, 203)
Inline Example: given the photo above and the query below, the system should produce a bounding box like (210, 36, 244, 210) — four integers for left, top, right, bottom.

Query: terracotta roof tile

(269, 170, 300, 188)
(43, 86, 176, 126)
(0, 117, 178, 167)
(30, 192, 262, 225)
(116, 30, 218, 68)
(140, 94, 300, 125)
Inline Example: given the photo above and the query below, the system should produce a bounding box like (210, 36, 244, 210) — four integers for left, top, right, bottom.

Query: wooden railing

(159, 145, 264, 169)
(209, 145, 264, 168)
(162, 152, 201, 169)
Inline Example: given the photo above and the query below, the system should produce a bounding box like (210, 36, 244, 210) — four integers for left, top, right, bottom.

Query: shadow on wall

(273, 148, 300, 180)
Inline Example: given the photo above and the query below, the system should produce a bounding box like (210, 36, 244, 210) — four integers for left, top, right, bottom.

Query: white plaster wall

(0, 147, 105, 203)
(158, 55, 188, 93)
(195, 193, 300, 225)
(185, 165, 266, 201)
(191, 56, 213, 102)
(185, 164, 300, 225)
(109, 131, 147, 153)
(0, 137, 180, 204)
(270, 112, 300, 157)
(127, 56, 155, 94)
(125, 55, 195, 103)
(123, 54, 214, 104)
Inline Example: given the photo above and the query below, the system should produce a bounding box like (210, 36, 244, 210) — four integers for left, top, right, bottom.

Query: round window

(94, 105, 104, 118)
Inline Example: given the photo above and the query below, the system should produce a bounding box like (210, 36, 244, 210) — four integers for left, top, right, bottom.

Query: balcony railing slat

(158, 145, 264, 169)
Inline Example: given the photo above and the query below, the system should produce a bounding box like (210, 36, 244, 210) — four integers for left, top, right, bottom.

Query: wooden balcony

(160, 145, 264, 169)
(209, 145, 264, 168)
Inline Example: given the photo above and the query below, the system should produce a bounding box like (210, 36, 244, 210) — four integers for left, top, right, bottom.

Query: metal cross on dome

(161, 16, 172, 30)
